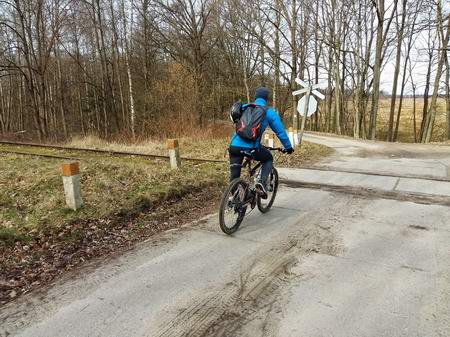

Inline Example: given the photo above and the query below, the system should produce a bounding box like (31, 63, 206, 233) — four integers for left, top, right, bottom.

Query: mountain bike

(219, 146, 286, 235)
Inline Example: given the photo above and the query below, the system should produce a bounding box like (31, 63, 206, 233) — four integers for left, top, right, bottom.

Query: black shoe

(255, 182, 268, 199)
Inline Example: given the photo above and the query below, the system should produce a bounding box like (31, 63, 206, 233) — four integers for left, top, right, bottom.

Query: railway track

(0, 140, 226, 163)
(0, 149, 81, 160)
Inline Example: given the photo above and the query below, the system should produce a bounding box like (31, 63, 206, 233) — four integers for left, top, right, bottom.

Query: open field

(313, 97, 448, 143)
(0, 136, 331, 305)
(376, 97, 448, 143)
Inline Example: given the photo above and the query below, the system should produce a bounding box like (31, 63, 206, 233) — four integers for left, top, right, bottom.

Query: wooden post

(62, 162, 83, 210)
(167, 139, 181, 169)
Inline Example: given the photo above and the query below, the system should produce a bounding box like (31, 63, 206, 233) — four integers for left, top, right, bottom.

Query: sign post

(292, 78, 325, 146)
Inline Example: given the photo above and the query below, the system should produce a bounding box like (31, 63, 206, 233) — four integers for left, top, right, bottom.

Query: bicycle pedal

(255, 186, 268, 199)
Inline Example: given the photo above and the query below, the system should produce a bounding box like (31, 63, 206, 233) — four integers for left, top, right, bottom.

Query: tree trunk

(412, 82, 417, 143)
(273, 0, 281, 111)
(445, 52, 450, 140)
(314, 0, 321, 131)
(290, 0, 298, 137)
(369, 1, 385, 140)
(419, 20, 436, 139)
(121, 0, 137, 139)
(388, 0, 407, 142)
(110, 0, 127, 132)
(421, 5, 450, 143)
(55, 48, 68, 139)
(0, 80, 6, 134)
(394, 1, 418, 142)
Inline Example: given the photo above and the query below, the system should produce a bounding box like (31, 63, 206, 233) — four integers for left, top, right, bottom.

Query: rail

(0, 140, 226, 163)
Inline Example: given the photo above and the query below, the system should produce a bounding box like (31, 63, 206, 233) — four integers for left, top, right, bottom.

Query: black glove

(285, 148, 294, 154)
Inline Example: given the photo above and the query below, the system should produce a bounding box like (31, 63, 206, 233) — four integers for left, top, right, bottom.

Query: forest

(0, 0, 449, 143)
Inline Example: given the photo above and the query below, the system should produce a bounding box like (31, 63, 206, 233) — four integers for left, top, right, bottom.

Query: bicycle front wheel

(219, 179, 249, 235)
(257, 168, 279, 213)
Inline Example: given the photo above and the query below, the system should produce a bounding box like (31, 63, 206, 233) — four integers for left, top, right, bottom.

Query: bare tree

(421, 0, 450, 143)
(369, 0, 398, 140)
(155, 0, 218, 126)
(393, 0, 422, 142)
(387, 0, 407, 141)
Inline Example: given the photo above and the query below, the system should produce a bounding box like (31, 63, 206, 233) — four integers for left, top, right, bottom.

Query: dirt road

(1, 134, 450, 337)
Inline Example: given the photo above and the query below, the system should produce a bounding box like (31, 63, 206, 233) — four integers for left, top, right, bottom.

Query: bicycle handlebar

(264, 146, 288, 153)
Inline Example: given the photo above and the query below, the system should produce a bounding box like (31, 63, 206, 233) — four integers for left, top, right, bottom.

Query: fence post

(167, 139, 181, 169)
(294, 130, 300, 145)
(288, 127, 295, 146)
(62, 162, 83, 210)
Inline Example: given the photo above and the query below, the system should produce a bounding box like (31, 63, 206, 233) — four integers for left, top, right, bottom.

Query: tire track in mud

(282, 180, 450, 207)
(154, 244, 298, 337)
(153, 197, 348, 337)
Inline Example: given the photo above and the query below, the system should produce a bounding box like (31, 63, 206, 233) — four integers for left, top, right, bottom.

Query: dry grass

(0, 145, 227, 246)
(68, 135, 230, 160)
(315, 97, 448, 143)
(376, 97, 448, 142)
(68, 135, 167, 155)
(259, 133, 334, 167)
(278, 141, 334, 167)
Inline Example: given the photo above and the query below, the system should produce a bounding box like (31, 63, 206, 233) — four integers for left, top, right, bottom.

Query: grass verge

(278, 141, 334, 167)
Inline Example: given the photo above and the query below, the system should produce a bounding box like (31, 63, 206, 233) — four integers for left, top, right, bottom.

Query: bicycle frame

(242, 157, 262, 178)
(239, 146, 284, 206)
(241, 146, 283, 179)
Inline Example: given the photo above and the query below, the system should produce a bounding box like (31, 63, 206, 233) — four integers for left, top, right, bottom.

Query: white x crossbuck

(291, 78, 325, 145)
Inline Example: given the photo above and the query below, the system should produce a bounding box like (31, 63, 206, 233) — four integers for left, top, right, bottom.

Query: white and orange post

(167, 139, 181, 169)
(288, 127, 295, 147)
(62, 162, 83, 210)
(294, 130, 300, 145)
(265, 133, 275, 148)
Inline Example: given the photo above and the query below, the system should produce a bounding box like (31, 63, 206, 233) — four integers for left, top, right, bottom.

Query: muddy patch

(153, 202, 342, 337)
(408, 225, 429, 231)
(298, 165, 450, 182)
(356, 147, 450, 160)
(281, 180, 450, 207)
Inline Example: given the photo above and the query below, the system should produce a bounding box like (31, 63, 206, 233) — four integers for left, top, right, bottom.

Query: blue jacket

(230, 98, 292, 150)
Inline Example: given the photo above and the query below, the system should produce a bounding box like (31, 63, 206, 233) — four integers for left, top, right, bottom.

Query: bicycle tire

(219, 178, 248, 235)
(257, 168, 279, 213)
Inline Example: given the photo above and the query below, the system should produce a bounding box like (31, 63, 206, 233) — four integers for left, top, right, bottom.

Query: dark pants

(229, 146, 273, 183)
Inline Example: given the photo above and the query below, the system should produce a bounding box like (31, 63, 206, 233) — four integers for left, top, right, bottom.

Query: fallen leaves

(0, 183, 223, 306)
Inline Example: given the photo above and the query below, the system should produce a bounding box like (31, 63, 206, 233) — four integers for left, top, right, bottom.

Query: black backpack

(230, 102, 266, 141)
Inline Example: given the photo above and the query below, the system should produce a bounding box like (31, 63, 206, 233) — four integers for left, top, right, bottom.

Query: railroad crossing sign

(292, 78, 325, 106)
(298, 95, 318, 117)
(292, 78, 325, 146)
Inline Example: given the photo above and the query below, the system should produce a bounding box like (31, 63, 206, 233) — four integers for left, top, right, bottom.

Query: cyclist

(229, 87, 294, 199)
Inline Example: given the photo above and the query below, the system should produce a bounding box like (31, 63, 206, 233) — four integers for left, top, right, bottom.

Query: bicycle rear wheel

(257, 168, 279, 213)
(219, 179, 249, 235)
